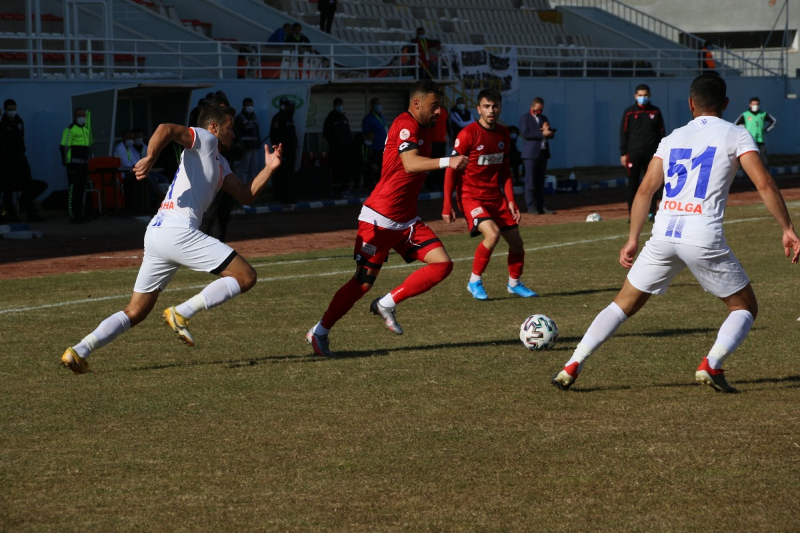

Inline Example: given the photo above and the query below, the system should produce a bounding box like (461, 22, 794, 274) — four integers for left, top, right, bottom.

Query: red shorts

(459, 196, 518, 237)
(354, 219, 443, 268)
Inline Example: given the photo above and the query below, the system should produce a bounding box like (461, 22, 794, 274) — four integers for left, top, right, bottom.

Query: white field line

(0, 216, 771, 316)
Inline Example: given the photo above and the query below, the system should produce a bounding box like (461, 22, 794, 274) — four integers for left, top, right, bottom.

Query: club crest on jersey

(419, 139, 424, 146)
(454, 138, 460, 148)
(361, 242, 377, 256)
(476, 144, 484, 151)
(649, 114, 655, 119)
(470, 206, 485, 217)
(399, 128, 410, 140)
(498, 141, 504, 149)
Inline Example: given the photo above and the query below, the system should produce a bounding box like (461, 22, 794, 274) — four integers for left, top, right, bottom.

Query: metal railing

(0, 34, 418, 80)
(548, 0, 783, 77)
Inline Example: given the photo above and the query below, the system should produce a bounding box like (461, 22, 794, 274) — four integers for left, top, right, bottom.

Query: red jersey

(443, 121, 513, 214)
(365, 111, 432, 224)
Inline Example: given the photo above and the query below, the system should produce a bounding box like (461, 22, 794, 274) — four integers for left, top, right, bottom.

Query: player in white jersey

(551, 74, 800, 393)
(61, 105, 283, 374)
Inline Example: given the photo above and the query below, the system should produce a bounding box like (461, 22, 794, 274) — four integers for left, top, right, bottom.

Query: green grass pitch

(2, 201, 799, 532)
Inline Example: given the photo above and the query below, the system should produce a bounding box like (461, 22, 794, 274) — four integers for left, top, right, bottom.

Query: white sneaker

(370, 298, 403, 334)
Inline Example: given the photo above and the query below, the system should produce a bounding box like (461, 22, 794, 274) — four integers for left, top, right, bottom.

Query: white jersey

(651, 116, 758, 248)
(149, 128, 232, 230)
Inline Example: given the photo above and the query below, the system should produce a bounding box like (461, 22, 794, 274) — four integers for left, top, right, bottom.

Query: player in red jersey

(305, 80, 468, 355)
(442, 89, 538, 300)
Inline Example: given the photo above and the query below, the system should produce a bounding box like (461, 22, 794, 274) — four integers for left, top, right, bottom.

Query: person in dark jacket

(323, 97, 352, 194)
(619, 83, 665, 219)
(286, 23, 311, 45)
(0, 99, 46, 222)
(507, 125, 523, 185)
(519, 97, 555, 214)
(270, 97, 298, 203)
(318, 0, 337, 34)
(449, 97, 474, 140)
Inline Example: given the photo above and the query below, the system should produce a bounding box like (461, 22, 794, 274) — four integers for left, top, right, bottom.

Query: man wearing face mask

(60, 107, 93, 223)
(115, 130, 140, 169)
(362, 97, 387, 181)
(270, 96, 298, 203)
(323, 97, 352, 194)
(620, 84, 665, 221)
(735, 97, 776, 169)
(132, 127, 148, 157)
(449, 97, 474, 140)
(234, 97, 262, 183)
(0, 99, 46, 222)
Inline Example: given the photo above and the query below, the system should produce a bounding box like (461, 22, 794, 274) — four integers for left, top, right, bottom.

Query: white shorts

(627, 238, 749, 298)
(133, 226, 236, 293)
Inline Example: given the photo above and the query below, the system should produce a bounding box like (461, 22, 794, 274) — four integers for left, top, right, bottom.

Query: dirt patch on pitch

(2, 183, 799, 281)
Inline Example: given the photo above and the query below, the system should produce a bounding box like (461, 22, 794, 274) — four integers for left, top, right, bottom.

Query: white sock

(313, 321, 330, 336)
(73, 311, 131, 358)
(566, 301, 628, 370)
(706, 310, 754, 369)
(176, 277, 241, 319)
(508, 277, 519, 287)
(378, 293, 396, 308)
(469, 273, 481, 283)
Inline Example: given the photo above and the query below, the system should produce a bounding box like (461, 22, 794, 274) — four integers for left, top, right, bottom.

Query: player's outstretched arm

(133, 124, 193, 181)
(400, 149, 467, 175)
(740, 151, 800, 263)
(621, 157, 663, 268)
(222, 144, 283, 206)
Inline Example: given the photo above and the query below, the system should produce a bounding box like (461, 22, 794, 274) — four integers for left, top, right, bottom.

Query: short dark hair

(690, 74, 727, 113)
(282, 22, 292, 29)
(455, 97, 465, 104)
(477, 89, 501, 105)
(417, 27, 425, 33)
(635, 84, 650, 93)
(370, 97, 381, 107)
(750, 96, 760, 103)
(333, 97, 343, 106)
(292, 23, 301, 30)
(532, 97, 544, 106)
(4, 99, 16, 110)
(409, 79, 442, 101)
(198, 104, 233, 129)
(242, 97, 253, 106)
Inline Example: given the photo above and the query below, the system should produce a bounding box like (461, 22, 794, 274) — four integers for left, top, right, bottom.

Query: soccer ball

(520, 314, 559, 351)
(586, 213, 602, 222)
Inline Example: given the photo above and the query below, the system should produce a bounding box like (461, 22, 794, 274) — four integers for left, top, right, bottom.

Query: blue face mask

(373, 105, 382, 113)
(636, 96, 649, 106)
(510, 133, 518, 140)
(335, 105, 344, 113)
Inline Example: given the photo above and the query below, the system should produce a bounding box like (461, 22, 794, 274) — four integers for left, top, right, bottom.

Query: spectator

(114, 129, 140, 169)
(449, 97, 474, 140)
(234, 97, 263, 183)
(735, 96, 777, 169)
(60, 107, 93, 223)
(519, 96, 555, 215)
(319, 0, 337, 34)
(270, 96, 298, 203)
(698, 41, 717, 74)
(0, 99, 46, 222)
(268, 22, 292, 44)
(619, 83, 665, 220)
(410, 27, 440, 79)
(507, 125, 523, 185)
(427, 103, 448, 191)
(350, 130, 379, 193)
(132, 126, 148, 157)
(286, 23, 311, 45)
(362, 97, 388, 179)
(323, 97, 352, 194)
(188, 92, 213, 127)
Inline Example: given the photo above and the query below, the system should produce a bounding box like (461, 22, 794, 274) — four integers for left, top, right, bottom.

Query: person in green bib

(735, 97, 776, 168)
(60, 107, 93, 223)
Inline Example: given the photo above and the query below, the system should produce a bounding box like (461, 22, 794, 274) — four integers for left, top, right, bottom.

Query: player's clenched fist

(133, 156, 154, 181)
(450, 155, 468, 171)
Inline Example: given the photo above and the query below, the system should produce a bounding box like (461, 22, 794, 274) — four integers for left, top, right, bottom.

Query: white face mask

(76, 117, 86, 126)
(125, 139, 134, 148)
(134, 137, 143, 145)
(245, 106, 254, 114)
(5, 110, 17, 118)
(363, 139, 373, 147)
(750, 104, 759, 113)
